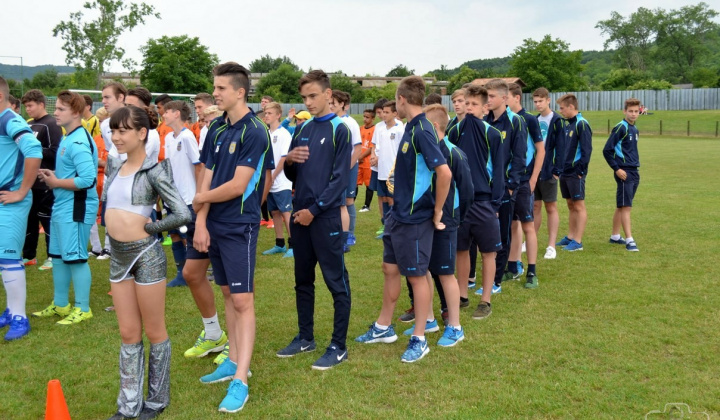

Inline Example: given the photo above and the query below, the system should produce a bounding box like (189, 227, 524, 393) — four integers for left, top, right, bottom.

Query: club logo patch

(501, 131, 506, 140)
(273, 135, 277, 143)
(177, 142, 182, 151)
(569, 130, 574, 138)
(229, 141, 237, 154)
(390, 133, 396, 140)
(401, 142, 409, 154)
(61, 147, 66, 156)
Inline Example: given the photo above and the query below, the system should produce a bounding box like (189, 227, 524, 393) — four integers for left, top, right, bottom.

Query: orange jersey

(156, 121, 172, 161)
(93, 133, 108, 203)
(190, 122, 202, 143)
(359, 125, 375, 169)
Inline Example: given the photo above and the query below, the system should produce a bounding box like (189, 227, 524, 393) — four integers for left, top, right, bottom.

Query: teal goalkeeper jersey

(52, 125, 99, 224)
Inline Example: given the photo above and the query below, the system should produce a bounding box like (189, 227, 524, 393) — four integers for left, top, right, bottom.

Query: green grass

(2, 134, 720, 419)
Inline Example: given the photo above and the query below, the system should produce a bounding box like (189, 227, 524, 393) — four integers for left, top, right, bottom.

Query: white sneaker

(521, 241, 526, 253)
(544, 246, 556, 259)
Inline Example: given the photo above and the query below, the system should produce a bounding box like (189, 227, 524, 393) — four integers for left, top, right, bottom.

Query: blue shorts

(206, 220, 258, 294)
(369, 170, 378, 192)
(268, 190, 293, 213)
(382, 215, 434, 277)
(0, 193, 32, 260)
(376, 178, 391, 197)
(345, 164, 359, 199)
(512, 181, 534, 222)
(534, 178, 558, 203)
(48, 220, 92, 263)
(615, 169, 639, 208)
(560, 174, 586, 201)
(185, 206, 209, 260)
(429, 228, 457, 276)
(458, 201, 502, 253)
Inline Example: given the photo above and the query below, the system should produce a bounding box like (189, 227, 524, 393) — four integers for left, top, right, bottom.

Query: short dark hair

(102, 82, 128, 100)
(21, 89, 47, 106)
(331, 90, 350, 107)
(363, 108, 375, 115)
(127, 87, 153, 107)
(194, 92, 215, 105)
(382, 100, 397, 113)
(465, 84, 489, 105)
(508, 82, 522, 98)
(110, 105, 159, 142)
(298, 70, 331, 92)
(396, 76, 425, 107)
(82, 94, 94, 108)
(154, 94, 172, 106)
(557, 94, 578, 109)
(624, 98, 641, 110)
(164, 100, 191, 122)
(56, 90, 86, 115)
(213, 62, 251, 100)
(424, 93, 442, 106)
(484, 79, 509, 95)
(9, 95, 20, 109)
(373, 98, 388, 111)
(532, 87, 550, 99)
(261, 95, 274, 102)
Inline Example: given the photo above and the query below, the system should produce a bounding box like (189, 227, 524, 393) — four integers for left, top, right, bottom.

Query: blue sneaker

(468, 278, 476, 289)
(218, 379, 248, 413)
(276, 335, 316, 357)
(343, 244, 351, 253)
(609, 237, 626, 245)
(403, 319, 440, 336)
(311, 344, 348, 371)
(563, 240, 583, 251)
(283, 248, 294, 258)
(476, 284, 502, 295)
(347, 233, 356, 246)
(437, 326, 465, 347)
(262, 245, 286, 255)
(401, 336, 429, 363)
(0, 308, 11, 328)
(556, 236, 572, 246)
(355, 323, 398, 344)
(517, 262, 524, 276)
(200, 358, 237, 384)
(626, 241, 639, 252)
(167, 273, 187, 287)
(4, 315, 30, 341)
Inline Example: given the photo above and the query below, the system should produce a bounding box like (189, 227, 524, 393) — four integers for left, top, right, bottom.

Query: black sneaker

(311, 344, 348, 370)
(276, 335, 316, 358)
(359, 206, 370, 213)
(398, 306, 415, 323)
(90, 250, 102, 258)
(97, 249, 111, 260)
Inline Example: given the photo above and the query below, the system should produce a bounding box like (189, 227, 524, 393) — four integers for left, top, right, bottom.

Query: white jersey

(372, 120, 404, 180)
(107, 128, 160, 164)
(199, 125, 208, 152)
(164, 128, 200, 204)
(101, 118, 113, 152)
(269, 126, 293, 193)
(340, 114, 362, 164)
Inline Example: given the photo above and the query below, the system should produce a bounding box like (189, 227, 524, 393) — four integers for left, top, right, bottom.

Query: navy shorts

(615, 169, 640, 208)
(383, 215, 434, 277)
(429, 228, 457, 276)
(457, 201, 501, 253)
(376, 178, 391, 197)
(513, 181, 535, 222)
(534, 178, 558, 203)
(369, 170, 378, 192)
(185, 206, 209, 260)
(206, 220, 258, 294)
(345, 164, 359, 199)
(268, 190, 293, 213)
(560, 174, 586, 201)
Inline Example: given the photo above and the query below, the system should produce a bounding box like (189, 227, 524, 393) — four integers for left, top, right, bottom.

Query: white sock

(104, 235, 111, 250)
(426, 318, 435, 323)
(203, 314, 222, 340)
(610, 234, 621, 241)
(412, 335, 426, 342)
(89, 222, 102, 253)
(374, 322, 388, 330)
(626, 237, 634, 243)
(1, 262, 27, 318)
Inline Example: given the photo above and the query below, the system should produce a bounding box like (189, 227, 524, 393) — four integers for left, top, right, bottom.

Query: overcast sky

(2, 0, 708, 76)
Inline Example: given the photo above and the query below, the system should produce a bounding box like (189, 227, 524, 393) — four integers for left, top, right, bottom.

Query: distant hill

(0, 63, 76, 80)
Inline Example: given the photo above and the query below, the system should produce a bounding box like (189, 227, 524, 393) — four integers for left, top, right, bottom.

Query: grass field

(1, 131, 720, 419)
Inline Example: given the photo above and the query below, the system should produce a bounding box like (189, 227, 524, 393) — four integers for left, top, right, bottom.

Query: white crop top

(106, 173, 154, 218)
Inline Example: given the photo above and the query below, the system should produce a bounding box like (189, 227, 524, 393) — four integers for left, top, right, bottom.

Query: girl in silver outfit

(104, 105, 191, 420)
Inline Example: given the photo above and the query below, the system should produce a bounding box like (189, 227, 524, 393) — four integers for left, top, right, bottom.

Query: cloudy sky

(2, 0, 706, 75)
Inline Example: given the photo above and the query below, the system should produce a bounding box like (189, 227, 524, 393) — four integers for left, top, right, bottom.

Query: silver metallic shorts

(109, 236, 166, 285)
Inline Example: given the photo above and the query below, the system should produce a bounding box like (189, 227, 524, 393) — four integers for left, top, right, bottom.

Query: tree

(330, 73, 365, 103)
(364, 83, 399, 104)
(386, 64, 414, 78)
(510, 35, 586, 92)
(249, 55, 299, 73)
(53, 0, 159, 88)
(254, 63, 303, 103)
(140, 35, 218, 94)
(689, 67, 719, 87)
(596, 8, 660, 72)
(447, 66, 481, 93)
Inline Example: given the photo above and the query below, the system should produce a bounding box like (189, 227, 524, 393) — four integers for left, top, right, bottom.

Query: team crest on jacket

(390, 133, 396, 140)
(401, 142, 409, 154)
(60, 147, 66, 156)
(229, 141, 237, 154)
(273, 135, 277, 143)
(569, 131, 574, 138)
(177, 142, 182, 151)
(501, 131, 506, 140)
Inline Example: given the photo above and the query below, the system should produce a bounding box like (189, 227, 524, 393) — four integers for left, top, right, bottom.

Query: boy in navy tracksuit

(507, 83, 545, 289)
(556, 94, 592, 252)
(449, 84, 504, 320)
(603, 98, 641, 252)
(532, 87, 565, 259)
(355, 76, 451, 364)
(277, 70, 352, 371)
(483, 79, 527, 293)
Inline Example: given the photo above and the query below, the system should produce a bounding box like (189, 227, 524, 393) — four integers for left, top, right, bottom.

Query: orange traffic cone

(45, 379, 71, 420)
